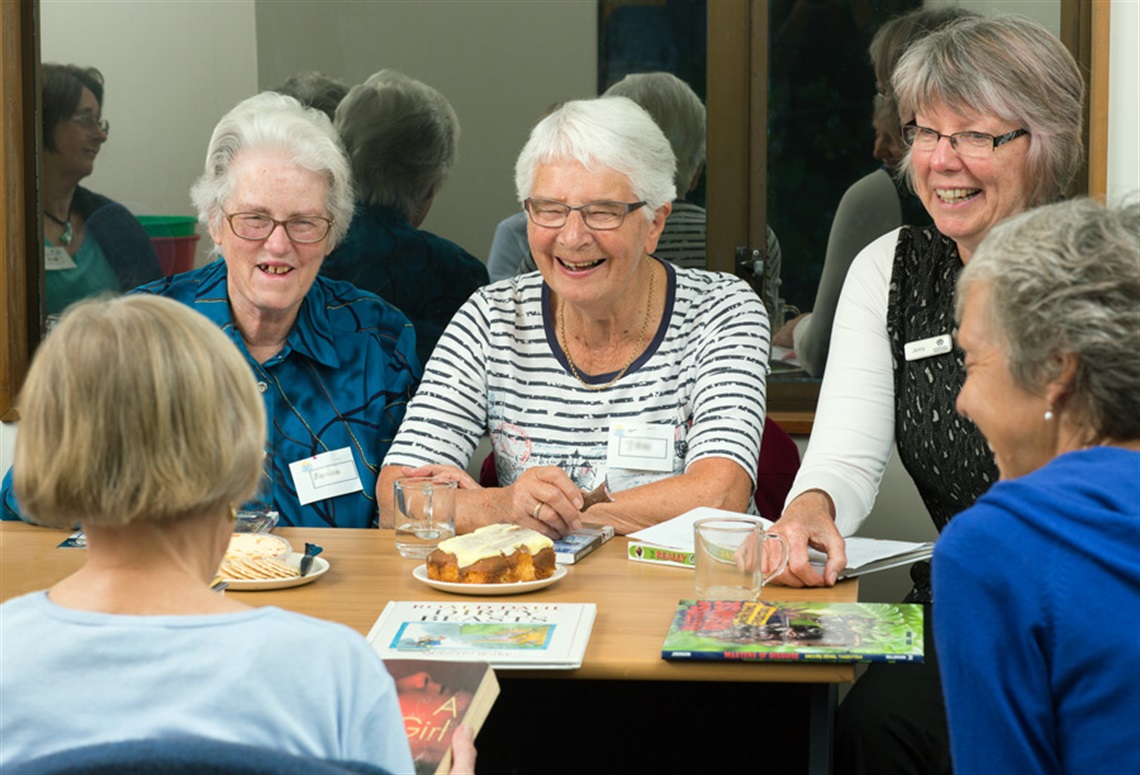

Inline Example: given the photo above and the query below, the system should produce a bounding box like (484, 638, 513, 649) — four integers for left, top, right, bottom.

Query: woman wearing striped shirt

(379, 97, 770, 536)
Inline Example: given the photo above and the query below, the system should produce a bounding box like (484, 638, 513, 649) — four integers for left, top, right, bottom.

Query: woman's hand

(446, 724, 476, 775)
(399, 464, 481, 490)
(772, 313, 809, 348)
(492, 466, 584, 539)
(768, 489, 847, 587)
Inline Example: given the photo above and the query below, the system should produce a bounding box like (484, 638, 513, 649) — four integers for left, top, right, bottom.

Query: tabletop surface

(0, 523, 858, 683)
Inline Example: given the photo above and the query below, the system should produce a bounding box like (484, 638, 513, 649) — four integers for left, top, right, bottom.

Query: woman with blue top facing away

(3, 92, 420, 528)
(937, 197, 1140, 775)
(0, 295, 421, 772)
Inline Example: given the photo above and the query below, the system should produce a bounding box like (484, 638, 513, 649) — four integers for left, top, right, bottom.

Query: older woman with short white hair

(133, 92, 420, 529)
(379, 96, 769, 536)
(937, 197, 1140, 773)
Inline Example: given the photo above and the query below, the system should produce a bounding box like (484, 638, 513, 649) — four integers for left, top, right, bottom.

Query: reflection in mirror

(4, 0, 1083, 430)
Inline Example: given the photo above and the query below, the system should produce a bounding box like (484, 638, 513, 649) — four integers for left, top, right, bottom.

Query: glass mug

(693, 517, 790, 601)
(393, 477, 457, 559)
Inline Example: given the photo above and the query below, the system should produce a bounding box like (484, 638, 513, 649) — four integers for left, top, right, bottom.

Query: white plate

(412, 564, 567, 595)
(223, 554, 329, 591)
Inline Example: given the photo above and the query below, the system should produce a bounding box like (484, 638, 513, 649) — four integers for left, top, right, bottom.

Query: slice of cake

(427, 524, 556, 583)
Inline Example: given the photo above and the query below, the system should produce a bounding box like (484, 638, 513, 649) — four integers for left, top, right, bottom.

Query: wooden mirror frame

(0, 1, 1109, 424)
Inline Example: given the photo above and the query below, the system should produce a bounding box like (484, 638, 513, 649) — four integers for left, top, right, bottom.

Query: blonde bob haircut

(14, 295, 266, 528)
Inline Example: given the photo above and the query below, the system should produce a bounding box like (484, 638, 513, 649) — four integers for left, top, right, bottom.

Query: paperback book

(628, 507, 933, 578)
(383, 659, 499, 775)
(661, 600, 924, 663)
(553, 522, 615, 564)
(369, 601, 596, 670)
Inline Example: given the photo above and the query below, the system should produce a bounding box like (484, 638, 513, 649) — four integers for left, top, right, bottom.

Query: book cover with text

(661, 600, 924, 663)
(383, 659, 499, 775)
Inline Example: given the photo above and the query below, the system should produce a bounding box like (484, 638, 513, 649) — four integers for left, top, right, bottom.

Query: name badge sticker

(607, 423, 675, 473)
(904, 334, 952, 362)
(289, 447, 363, 506)
(45, 246, 78, 271)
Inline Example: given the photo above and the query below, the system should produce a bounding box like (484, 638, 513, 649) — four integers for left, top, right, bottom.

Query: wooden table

(1, 523, 859, 773)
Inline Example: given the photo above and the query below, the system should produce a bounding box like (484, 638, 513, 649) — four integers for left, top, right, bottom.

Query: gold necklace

(558, 257, 655, 391)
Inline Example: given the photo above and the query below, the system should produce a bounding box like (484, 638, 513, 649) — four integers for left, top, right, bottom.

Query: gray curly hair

(957, 198, 1140, 443)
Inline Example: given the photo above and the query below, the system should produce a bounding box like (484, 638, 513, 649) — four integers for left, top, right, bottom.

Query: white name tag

(904, 334, 952, 362)
(607, 422, 675, 473)
(45, 246, 78, 271)
(289, 447, 363, 506)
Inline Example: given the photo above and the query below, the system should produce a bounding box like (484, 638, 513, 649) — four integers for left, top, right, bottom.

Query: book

(553, 522, 615, 564)
(626, 541, 695, 569)
(368, 601, 597, 670)
(383, 659, 499, 775)
(628, 507, 934, 579)
(661, 600, 924, 663)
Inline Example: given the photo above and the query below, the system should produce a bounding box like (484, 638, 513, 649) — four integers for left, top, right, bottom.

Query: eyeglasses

(524, 198, 647, 230)
(224, 212, 334, 244)
(901, 124, 1029, 158)
(70, 113, 110, 135)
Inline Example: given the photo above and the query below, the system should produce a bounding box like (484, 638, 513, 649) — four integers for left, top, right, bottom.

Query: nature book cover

(661, 600, 924, 663)
(368, 601, 597, 669)
(383, 659, 499, 775)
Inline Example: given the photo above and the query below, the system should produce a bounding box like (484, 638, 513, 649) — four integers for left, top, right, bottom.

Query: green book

(661, 600, 924, 663)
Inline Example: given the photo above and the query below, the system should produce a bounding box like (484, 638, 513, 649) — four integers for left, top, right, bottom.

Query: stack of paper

(627, 507, 933, 579)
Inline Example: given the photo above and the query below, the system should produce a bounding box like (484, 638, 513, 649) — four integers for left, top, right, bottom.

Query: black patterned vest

(886, 226, 998, 534)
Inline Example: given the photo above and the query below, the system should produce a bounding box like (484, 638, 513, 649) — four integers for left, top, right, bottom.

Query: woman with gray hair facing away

(0, 295, 430, 772)
(379, 96, 769, 537)
(765, 14, 1085, 773)
(937, 197, 1140, 773)
(323, 69, 488, 366)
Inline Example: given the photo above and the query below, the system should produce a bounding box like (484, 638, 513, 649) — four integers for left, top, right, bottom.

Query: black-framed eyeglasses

(524, 198, 647, 230)
(224, 212, 334, 244)
(901, 123, 1029, 158)
(70, 113, 109, 135)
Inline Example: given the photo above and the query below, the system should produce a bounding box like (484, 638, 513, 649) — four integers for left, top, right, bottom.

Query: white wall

(255, 0, 597, 261)
(1108, 0, 1140, 202)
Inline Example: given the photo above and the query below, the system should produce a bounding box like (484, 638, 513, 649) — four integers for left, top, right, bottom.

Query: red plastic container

(150, 235, 199, 277)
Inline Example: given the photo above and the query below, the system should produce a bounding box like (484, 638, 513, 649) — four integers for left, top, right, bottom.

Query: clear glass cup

(694, 517, 790, 600)
(394, 477, 458, 559)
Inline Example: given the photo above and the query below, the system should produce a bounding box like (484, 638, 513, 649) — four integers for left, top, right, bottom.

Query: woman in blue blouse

(4, 92, 420, 528)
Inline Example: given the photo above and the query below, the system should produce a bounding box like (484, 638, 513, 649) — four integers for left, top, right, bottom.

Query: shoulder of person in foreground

(934, 448, 1140, 773)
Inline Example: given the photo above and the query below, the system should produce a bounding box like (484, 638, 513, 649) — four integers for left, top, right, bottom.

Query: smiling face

(209, 149, 332, 330)
(527, 160, 668, 315)
(46, 87, 105, 182)
(955, 284, 1052, 480)
(912, 102, 1032, 261)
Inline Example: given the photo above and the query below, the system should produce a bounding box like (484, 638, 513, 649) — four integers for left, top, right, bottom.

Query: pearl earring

(1044, 409, 1055, 422)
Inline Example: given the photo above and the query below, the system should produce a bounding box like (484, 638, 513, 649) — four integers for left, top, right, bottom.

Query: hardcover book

(368, 601, 597, 670)
(661, 600, 924, 663)
(552, 522, 615, 564)
(383, 659, 499, 775)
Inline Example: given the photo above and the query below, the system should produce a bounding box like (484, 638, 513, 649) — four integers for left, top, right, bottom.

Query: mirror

(1, 0, 1097, 425)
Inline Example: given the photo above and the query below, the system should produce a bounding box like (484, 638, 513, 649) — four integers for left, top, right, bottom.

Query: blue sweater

(933, 446, 1140, 774)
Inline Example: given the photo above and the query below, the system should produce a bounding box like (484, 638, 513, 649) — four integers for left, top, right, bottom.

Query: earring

(1044, 409, 1055, 422)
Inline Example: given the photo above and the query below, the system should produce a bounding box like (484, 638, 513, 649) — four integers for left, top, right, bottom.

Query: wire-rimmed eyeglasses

(901, 123, 1029, 158)
(524, 198, 647, 230)
(70, 113, 109, 135)
(224, 212, 334, 244)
